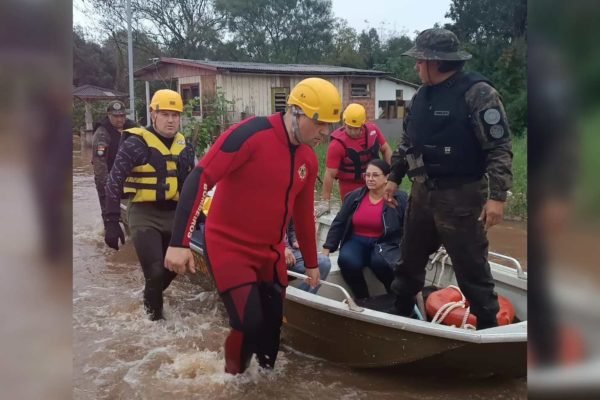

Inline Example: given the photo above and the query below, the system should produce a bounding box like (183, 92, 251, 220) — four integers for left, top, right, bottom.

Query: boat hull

(283, 291, 526, 376)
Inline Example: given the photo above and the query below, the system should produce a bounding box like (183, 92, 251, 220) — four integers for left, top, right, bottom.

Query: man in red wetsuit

(164, 77, 342, 374)
(318, 103, 392, 215)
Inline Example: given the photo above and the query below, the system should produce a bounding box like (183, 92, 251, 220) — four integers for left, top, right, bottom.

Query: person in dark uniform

(383, 28, 513, 330)
(91, 100, 137, 215)
(103, 90, 195, 321)
(163, 77, 342, 374)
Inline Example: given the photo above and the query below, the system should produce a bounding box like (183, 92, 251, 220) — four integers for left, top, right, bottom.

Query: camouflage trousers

(391, 179, 500, 328)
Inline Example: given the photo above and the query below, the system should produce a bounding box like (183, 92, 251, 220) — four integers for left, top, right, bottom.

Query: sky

(73, 0, 453, 39)
(330, 0, 453, 38)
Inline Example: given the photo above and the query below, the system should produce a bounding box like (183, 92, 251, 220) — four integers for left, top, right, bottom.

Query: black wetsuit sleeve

(104, 136, 148, 220)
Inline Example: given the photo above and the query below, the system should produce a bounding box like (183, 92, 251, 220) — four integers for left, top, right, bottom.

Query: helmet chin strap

(290, 106, 304, 145)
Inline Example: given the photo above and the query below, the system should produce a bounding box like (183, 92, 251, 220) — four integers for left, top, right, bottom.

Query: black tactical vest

(406, 71, 490, 179)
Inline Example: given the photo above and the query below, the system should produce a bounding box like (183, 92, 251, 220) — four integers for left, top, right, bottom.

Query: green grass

(505, 135, 527, 220)
(579, 112, 600, 218)
(314, 136, 528, 220)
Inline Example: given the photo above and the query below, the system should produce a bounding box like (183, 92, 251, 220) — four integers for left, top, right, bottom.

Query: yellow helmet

(150, 89, 184, 113)
(343, 103, 367, 128)
(287, 78, 342, 123)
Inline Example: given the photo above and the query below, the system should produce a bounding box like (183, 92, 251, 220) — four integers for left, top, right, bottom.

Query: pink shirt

(352, 195, 384, 238)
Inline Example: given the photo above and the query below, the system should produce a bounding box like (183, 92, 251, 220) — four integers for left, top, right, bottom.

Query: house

(134, 58, 419, 139)
(375, 76, 419, 119)
(73, 84, 128, 144)
(374, 76, 419, 141)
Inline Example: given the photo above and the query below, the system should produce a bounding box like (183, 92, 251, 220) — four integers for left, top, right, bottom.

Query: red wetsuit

(170, 113, 318, 373)
(171, 112, 318, 290)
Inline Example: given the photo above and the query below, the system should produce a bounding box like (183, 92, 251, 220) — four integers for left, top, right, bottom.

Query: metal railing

(287, 270, 364, 312)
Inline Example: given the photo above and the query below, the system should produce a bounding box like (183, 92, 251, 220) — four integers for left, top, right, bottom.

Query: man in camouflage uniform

(383, 28, 513, 329)
(91, 100, 137, 214)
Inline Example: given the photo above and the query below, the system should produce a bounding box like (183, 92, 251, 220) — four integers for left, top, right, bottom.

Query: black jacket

(322, 186, 408, 267)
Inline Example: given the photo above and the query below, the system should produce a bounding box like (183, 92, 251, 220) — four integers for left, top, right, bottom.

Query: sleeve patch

(96, 145, 106, 156)
(479, 108, 508, 141)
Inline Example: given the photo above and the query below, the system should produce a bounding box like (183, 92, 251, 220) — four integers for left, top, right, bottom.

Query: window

(271, 87, 290, 113)
(181, 83, 201, 115)
(395, 89, 404, 100)
(351, 83, 369, 97)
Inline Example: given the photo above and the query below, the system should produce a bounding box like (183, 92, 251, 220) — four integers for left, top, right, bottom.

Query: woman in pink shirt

(322, 159, 408, 299)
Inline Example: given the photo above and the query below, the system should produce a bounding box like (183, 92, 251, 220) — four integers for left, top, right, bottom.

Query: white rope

(436, 253, 450, 287)
(430, 285, 476, 330)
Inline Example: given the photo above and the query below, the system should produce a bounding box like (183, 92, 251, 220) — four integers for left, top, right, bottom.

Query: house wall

(375, 79, 417, 103)
(341, 76, 377, 121)
(216, 74, 345, 122)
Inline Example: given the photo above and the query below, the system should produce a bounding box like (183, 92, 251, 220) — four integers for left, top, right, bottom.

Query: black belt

(424, 176, 482, 190)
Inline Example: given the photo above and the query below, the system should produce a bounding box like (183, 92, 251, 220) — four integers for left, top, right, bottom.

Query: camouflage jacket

(91, 117, 137, 213)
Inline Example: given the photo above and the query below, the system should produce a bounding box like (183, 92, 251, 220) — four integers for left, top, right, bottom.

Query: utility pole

(127, 0, 135, 120)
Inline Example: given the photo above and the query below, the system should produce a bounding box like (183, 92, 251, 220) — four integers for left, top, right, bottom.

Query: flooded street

(73, 136, 526, 399)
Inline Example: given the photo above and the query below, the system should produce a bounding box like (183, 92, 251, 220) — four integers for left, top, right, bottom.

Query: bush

(181, 88, 234, 156)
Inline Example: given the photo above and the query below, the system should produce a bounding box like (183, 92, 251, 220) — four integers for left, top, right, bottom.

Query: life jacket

(123, 127, 187, 202)
(331, 122, 381, 182)
(406, 71, 490, 179)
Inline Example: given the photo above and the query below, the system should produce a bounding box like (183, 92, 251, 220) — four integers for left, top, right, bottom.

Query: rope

(430, 285, 476, 330)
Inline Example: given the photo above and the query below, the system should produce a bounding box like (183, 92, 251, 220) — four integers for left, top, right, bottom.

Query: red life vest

(330, 122, 381, 182)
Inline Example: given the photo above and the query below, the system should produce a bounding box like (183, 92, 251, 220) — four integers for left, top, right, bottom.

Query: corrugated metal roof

(164, 57, 388, 76)
(73, 84, 128, 99)
(380, 76, 420, 88)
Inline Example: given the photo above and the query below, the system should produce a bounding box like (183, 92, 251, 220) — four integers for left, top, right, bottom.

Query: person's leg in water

(220, 283, 264, 374)
(219, 280, 287, 373)
(160, 222, 177, 292)
(255, 281, 285, 369)
(131, 226, 176, 320)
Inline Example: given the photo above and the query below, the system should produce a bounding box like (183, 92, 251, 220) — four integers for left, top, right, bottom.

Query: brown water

(73, 136, 526, 400)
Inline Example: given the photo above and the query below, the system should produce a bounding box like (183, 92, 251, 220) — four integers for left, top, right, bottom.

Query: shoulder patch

(483, 108, 501, 125)
(479, 107, 508, 141)
(96, 145, 106, 157)
(221, 117, 272, 153)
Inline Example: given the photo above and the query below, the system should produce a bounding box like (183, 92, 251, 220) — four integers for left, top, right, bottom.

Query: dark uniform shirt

(389, 78, 513, 201)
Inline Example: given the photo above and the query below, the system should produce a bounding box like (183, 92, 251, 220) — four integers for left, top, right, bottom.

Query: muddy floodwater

(73, 136, 526, 399)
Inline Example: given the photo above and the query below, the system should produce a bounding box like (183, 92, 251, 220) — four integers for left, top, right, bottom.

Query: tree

(214, 0, 335, 63)
(358, 28, 382, 68)
(81, 0, 223, 59)
(445, 0, 528, 135)
(446, 0, 527, 44)
(375, 35, 418, 83)
(325, 19, 364, 68)
(101, 29, 164, 91)
(72, 27, 116, 88)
